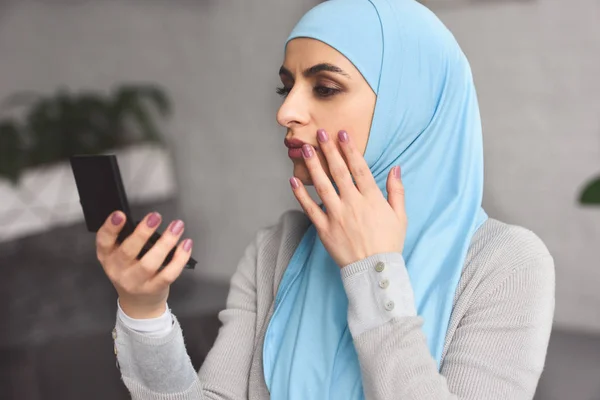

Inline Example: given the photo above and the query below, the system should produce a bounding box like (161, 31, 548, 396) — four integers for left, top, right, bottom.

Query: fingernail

(111, 212, 123, 226)
(183, 239, 193, 252)
(338, 130, 349, 143)
(290, 177, 299, 189)
(317, 129, 328, 143)
(146, 212, 161, 228)
(170, 220, 184, 235)
(394, 166, 401, 179)
(302, 144, 314, 158)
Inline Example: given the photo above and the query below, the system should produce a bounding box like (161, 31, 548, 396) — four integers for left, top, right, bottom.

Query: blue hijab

(263, 0, 488, 398)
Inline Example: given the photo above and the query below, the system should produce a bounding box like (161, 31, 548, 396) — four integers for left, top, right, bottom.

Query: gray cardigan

(113, 210, 555, 399)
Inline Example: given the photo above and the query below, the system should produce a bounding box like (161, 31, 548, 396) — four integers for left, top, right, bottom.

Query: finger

(96, 211, 127, 263)
(301, 143, 341, 210)
(337, 130, 378, 195)
(386, 166, 406, 221)
(290, 177, 329, 230)
(118, 212, 162, 263)
(137, 219, 185, 277)
(150, 238, 193, 288)
(316, 129, 357, 198)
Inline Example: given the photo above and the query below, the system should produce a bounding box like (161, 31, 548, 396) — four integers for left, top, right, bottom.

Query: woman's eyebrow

(278, 63, 350, 79)
(304, 63, 350, 78)
(279, 66, 294, 79)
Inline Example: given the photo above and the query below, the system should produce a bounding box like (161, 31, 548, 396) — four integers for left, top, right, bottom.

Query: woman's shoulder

(446, 218, 555, 363)
(257, 212, 555, 272)
(471, 218, 553, 264)
(253, 211, 555, 290)
(252, 209, 311, 259)
(461, 217, 555, 295)
(256, 208, 309, 240)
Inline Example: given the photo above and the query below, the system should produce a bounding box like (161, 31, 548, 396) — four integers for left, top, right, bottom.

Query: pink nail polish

(338, 130, 349, 143)
(302, 144, 314, 158)
(394, 166, 401, 179)
(170, 220, 184, 235)
(183, 239, 193, 252)
(317, 129, 328, 143)
(111, 212, 123, 226)
(146, 212, 161, 228)
(290, 177, 299, 189)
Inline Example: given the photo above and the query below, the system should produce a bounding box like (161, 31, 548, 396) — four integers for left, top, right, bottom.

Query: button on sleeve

(341, 253, 417, 337)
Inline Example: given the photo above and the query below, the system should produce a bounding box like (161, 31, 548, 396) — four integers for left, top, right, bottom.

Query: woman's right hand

(96, 211, 193, 319)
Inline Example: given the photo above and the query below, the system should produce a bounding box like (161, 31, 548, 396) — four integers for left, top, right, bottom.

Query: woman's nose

(276, 88, 310, 128)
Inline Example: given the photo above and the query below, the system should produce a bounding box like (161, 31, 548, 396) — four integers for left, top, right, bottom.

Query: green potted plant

(579, 175, 600, 205)
(0, 84, 178, 242)
(0, 84, 171, 185)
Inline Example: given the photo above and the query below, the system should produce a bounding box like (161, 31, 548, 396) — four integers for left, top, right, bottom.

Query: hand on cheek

(289, 129, 407, 268)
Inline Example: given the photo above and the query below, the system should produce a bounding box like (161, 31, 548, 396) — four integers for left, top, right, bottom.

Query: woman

(99, 0, 554, 399)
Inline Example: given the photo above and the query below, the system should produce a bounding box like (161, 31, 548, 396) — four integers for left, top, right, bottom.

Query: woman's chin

(292, 166, 313, 186)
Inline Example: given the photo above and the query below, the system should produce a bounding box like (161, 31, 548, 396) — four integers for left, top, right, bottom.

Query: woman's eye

(276, 85, 340, 98)
(276, 86, 291, 97)
(314, 86, 340, 98)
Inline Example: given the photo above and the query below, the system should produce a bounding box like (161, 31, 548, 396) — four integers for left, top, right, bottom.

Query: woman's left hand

(290, 129, 407, 268)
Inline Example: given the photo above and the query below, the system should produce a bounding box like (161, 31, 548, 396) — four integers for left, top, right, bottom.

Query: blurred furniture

(0, 84, 176, 243)
(534, 329, 600, 400)
(0, 143, 176, 243)
(0, 313, 222, 400)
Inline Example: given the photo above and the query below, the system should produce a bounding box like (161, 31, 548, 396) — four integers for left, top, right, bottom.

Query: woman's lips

(284, 138, 318, 159)
(288, 148, 304, 159)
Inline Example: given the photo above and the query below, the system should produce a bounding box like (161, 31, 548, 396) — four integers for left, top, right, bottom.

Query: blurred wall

(0, 0, 599, 333)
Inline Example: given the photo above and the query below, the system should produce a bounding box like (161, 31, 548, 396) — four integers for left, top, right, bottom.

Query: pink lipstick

(285, 138, 318, 159)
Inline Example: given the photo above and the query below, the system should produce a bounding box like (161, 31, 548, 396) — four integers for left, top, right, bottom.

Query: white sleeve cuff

(341, 252, 416, 337)
(117, 299, 174, 338)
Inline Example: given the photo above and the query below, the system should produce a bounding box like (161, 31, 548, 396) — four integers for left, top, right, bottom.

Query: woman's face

(276, 38, 376, 185)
